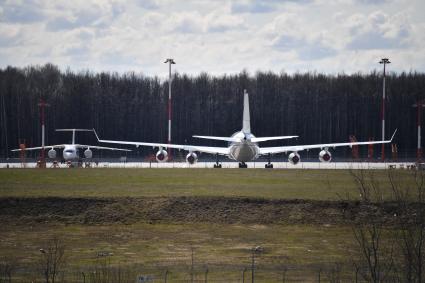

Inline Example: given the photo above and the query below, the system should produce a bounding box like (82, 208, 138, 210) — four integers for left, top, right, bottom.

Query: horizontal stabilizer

(193, 135, 240, 143)
(251, 136, 298, 143)
(55, 129, 93, 132)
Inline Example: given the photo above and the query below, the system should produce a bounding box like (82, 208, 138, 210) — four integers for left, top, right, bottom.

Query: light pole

(379, 58, 390, 161)
(164, 58, 175, 160)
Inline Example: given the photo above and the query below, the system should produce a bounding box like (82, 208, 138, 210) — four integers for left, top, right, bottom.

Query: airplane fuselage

(228, 131, 260, 162)
(62, 145, 78, 161)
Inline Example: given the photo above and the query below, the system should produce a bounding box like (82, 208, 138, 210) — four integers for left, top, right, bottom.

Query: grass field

(0, 168, 416, 282)
(0, 168, 412, 200)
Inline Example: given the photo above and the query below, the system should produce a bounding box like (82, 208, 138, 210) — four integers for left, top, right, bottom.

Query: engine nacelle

(319, 150, 332, 163)
(48, 148, 57, 159)
(288, 152, 300, 165)
(84, 149, 93, 159)
(156, 149, 168, 163)
(186, 152, 198, 164)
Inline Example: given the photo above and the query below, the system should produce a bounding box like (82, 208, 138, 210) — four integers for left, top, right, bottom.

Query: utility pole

(379, 58, 390, 161)
(164, 58, 175, 160)
(38, 99, 50, 168)
(412, 100, 425, 162)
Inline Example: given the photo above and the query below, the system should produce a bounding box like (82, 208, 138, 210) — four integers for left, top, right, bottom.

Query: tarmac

(0, 161, 417, 169)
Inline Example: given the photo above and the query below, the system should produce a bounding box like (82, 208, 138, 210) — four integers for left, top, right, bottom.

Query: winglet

(390, 129, 397, 142)
(92, 128, 100, 142)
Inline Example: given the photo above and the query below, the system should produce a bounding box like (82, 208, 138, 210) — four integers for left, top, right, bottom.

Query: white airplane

(94, 90, 396, 168)
(12, 129, 131, 163)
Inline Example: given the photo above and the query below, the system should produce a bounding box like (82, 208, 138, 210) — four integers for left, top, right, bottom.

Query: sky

(0, 0, 424, 77)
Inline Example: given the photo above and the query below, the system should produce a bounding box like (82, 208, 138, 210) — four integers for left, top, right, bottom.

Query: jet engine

(288, 152, 300, 165)
(48, 148, 57, 159)
(156, 149, 168, 162)
(186, 152, 198, 164)
(319, 150, 332, 163)
(84, 148, 93, 159)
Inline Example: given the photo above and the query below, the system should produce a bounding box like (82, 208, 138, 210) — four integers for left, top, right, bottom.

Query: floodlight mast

(164, 58, 175, 160)
(379, 58, 390, 161)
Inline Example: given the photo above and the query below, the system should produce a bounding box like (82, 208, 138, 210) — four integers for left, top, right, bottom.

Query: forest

(0, 64, 424, 160)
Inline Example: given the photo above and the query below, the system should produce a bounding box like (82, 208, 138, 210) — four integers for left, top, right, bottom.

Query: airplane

(12, 129, 131, 164)
(93, 90, 397, 168)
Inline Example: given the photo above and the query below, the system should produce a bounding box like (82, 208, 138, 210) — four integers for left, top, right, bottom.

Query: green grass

(0, 168, 415, 281)
(0, 168, 413, 200)
(0, 222, 357, 281)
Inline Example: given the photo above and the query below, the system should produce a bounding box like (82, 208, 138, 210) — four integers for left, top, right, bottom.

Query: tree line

(0, 64, 424, 159)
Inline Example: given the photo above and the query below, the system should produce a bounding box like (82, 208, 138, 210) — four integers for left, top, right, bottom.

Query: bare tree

(324, 262, 342, 283)
(0, 257, 15, 283)
(38, 237, 66, 283)
(349, 169, 396, 283)
(389, 170, 425, 282)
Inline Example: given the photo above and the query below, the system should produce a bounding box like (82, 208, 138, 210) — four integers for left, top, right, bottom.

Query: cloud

(272, 34, 337, 60)
(347, 11, 410, 50)
(0, 1, 44, 23)
(100, 50, 135, 67)
(355, 0, 390, 4)
(138, 0, 160, 10)
(231, 2, 276, 14)
(0, 0, 423, 74)
(231, 0, 312, 14)
(205, 13, 245, 32)
(169, 10, 245, 34)
(45, 2, 124, 31)
(347, 30, 407, 50)
(0, 23, 21, 47)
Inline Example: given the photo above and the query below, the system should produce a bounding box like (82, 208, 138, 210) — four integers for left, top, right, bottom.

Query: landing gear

(265, 153, 273, 168)
(214, 154, 222, 168)
(51, 160, 59, 168)
(239, 162, 248, 168)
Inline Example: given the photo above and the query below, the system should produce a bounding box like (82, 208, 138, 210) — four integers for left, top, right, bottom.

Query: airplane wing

(93, 130, 230, 156)
(11, 145, 65, 152)
(259, 129, 397, 155)
(75, 145, 132, 152)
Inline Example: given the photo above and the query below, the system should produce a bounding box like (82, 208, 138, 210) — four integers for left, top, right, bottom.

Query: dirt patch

(0, 196, 420, 225)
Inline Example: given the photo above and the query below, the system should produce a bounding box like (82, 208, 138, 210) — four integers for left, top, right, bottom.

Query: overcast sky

(0, 0, 424, 77)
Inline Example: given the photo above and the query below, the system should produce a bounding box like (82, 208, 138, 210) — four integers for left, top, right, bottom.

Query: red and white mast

(37, 99, 50, 168)
(413, 100, 425, 162)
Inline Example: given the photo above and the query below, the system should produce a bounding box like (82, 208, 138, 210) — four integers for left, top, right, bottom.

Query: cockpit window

(65, 150, 74, 153)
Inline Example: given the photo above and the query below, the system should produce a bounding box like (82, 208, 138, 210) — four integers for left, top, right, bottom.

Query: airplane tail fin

(242, 89, 251, 133)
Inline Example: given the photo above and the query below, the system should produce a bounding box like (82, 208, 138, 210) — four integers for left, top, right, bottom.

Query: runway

(0, 161, 417, 169)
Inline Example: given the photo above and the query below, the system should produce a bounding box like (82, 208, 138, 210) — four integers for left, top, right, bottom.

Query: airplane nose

(64, 151, 74, 159)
